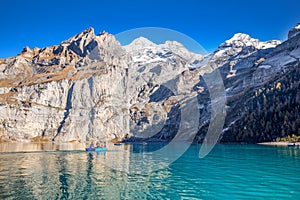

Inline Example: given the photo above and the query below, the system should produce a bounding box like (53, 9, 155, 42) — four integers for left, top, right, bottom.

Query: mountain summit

(288, 23, 300, 39)
(123, 37, 157, 52)
(0, 24, 299, 144)
(124, 37, 203, 65)
(219, 33, 281, 50)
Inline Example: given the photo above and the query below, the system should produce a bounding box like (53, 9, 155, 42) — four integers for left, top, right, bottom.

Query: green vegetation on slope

(222, 65, 300, 143)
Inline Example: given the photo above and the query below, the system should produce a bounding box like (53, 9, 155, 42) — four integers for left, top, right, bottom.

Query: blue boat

(85, 147, 107, 152)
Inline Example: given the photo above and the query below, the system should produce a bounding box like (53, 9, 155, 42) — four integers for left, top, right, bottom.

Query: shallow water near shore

(0, 143, 299, 199)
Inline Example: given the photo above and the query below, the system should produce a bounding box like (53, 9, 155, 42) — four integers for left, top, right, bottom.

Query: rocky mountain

(0, 28, 130, 142)
(124, 37, 202, 64)
(288, 23, 300, 39)
(221, 25, 300, 142)
(0, 24, 299, 143)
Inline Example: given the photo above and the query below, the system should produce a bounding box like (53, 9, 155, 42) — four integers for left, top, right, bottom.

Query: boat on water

(85, 147, 107, 152)
(86, 141, 107, 151)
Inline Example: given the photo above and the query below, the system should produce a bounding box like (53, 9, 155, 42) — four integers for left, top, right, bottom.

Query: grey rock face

(0, 25, 299, 143)
(0, 28, 130, 142)
(219, 29, 300, 141)
(288, 23, 300, 39)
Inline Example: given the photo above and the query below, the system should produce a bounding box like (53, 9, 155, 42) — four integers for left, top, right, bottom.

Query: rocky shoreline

(258, 142, 300, 146)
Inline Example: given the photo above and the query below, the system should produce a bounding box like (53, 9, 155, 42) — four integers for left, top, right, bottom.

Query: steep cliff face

(0, 28, 130, 142)
(191, 26, 300, 143)
(221, 26, 300, 143)
(0, 24, 299, 143)
(288, 23, 300, 39)
(124, 26, 300, 143)
(124, 37, 204, 141)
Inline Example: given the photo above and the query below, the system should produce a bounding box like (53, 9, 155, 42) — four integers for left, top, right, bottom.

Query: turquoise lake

(0, 143, 299, 199)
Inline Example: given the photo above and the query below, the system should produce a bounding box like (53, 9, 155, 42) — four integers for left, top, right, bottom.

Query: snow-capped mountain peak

(123, 37, 157, 52)
(162, 40, 185, 48)
(226, 33, 255, 44)
(214, 33, 281, 62)
(258, 40, 281, 49)
(1, 24, 300, 144)
(288, 23, 300, 39)
(220, 33, 281, 50)
(220, 33, 260, 49)
(124, 37, 202, 64)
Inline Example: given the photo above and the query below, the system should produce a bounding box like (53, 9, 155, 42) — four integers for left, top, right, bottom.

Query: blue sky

(0, 0, 300, 58)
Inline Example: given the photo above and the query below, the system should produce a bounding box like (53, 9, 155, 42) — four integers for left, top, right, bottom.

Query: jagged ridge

(0, 24, 299, 144)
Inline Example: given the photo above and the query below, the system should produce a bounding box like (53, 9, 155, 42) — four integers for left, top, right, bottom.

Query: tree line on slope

(222, 65, 300, 143)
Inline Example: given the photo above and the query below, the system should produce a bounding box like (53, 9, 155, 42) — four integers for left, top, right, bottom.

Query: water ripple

(0, 144, 299, 199)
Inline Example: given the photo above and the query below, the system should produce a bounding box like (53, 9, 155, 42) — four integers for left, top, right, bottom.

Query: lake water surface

(0, 143, 299, 199)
